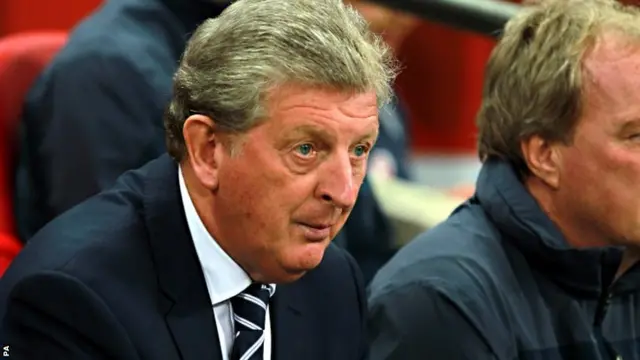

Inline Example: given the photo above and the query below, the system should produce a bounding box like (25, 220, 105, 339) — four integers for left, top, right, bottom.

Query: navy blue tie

(230, 283, 275, 360)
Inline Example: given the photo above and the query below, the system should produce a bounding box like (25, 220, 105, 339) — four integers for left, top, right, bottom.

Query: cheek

(597, 147, 640, 191)
(560, 141, 612, 185)
(595, 156, 640, 237)
(234, 180, 280, 228)
(219, 162, 272, 228)
(563, 148, 640, 213)
(227, 166, 310, 233)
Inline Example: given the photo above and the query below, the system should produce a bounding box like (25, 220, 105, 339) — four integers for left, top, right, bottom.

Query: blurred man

(347, 0, 418, 180)
(0, 0, 396, 358)
(15, 0, 228, 240)
(347, 0, 418, 54)
(368, 0, 640, 359)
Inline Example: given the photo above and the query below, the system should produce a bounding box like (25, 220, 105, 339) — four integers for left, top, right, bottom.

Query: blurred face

(554, 36, 640, 247)
(210, 84, 378, 283)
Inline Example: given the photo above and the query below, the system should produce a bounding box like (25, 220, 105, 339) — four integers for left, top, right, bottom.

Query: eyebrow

(274, 125, 335, 149)
(303, 125, 377, 140)
(287, 125, 335, 141)
(277, 124, 379, 147)
(358, 129, 379, 143)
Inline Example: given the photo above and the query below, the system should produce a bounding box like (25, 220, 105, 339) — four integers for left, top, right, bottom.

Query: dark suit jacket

(0, 154, 368, 360)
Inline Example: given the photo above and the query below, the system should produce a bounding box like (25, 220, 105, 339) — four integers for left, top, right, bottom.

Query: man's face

(556, 36, 640, 247)
(214, 84, 378, 283)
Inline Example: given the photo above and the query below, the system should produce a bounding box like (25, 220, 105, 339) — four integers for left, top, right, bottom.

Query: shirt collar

(179, 167, 251, 305)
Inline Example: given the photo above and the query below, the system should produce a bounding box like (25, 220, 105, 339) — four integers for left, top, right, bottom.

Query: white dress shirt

(179, 168, 273, 360)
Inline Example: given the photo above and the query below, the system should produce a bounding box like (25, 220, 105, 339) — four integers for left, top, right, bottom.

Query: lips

(296, 222, 333, 242)
(299, 222, 332, 230)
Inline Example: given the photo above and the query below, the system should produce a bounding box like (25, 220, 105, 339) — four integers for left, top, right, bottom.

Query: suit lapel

(164, 297, 222, 360)
(271, 281, 314, 360)
(143, 155, 222, 360)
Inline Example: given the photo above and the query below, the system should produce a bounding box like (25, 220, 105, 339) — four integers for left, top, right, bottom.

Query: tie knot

(231, 283, 274, 332)
(243, 283, 275, 302)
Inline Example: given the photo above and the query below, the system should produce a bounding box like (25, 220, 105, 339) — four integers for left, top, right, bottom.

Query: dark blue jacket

(368, 158, 640, 359)
(1, 154, 368, 360)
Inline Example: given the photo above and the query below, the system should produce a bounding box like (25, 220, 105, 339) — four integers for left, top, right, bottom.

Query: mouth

(295, 222, 333, 242)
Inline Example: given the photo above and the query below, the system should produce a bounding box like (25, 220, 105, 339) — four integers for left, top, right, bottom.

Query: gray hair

(476, 0, 640, 175)
(164, 0, 398, 160)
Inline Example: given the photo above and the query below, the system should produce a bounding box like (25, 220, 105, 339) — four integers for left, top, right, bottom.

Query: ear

(520, 135, 562, 189)
(183, 114, 226, 190)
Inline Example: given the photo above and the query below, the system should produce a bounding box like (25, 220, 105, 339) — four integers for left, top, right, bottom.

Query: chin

(252, 269, 306, 285)
(281, 243, 327, 272)
(277, 270, 308, 284)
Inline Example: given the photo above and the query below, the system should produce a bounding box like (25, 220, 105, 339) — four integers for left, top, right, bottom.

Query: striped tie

(230, 283, 275, 360)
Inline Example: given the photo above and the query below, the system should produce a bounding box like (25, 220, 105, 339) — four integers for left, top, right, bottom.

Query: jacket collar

(141, 154, 221, 359)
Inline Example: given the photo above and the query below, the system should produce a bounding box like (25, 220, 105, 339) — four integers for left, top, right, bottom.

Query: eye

(352, 145, 369, 158)
(295, 143, 315, 157)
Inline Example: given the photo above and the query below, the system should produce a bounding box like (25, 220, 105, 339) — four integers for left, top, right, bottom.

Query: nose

(315, 153, 358, 209)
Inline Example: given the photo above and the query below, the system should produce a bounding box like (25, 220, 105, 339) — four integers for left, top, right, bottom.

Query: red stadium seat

(0, 31, 67, 276)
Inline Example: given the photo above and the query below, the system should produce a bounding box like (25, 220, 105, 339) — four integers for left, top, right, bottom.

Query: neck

(180, 162, 220, 241)
(179, 162, 267, 283)
(526, 177, 639, 279)
(526, 176, 640, 278)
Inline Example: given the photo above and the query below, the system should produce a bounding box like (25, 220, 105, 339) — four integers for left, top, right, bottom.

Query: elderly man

(0, 0, 396, 358)
(13, 0, 392, 290)
(368, 0, 640, 359)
